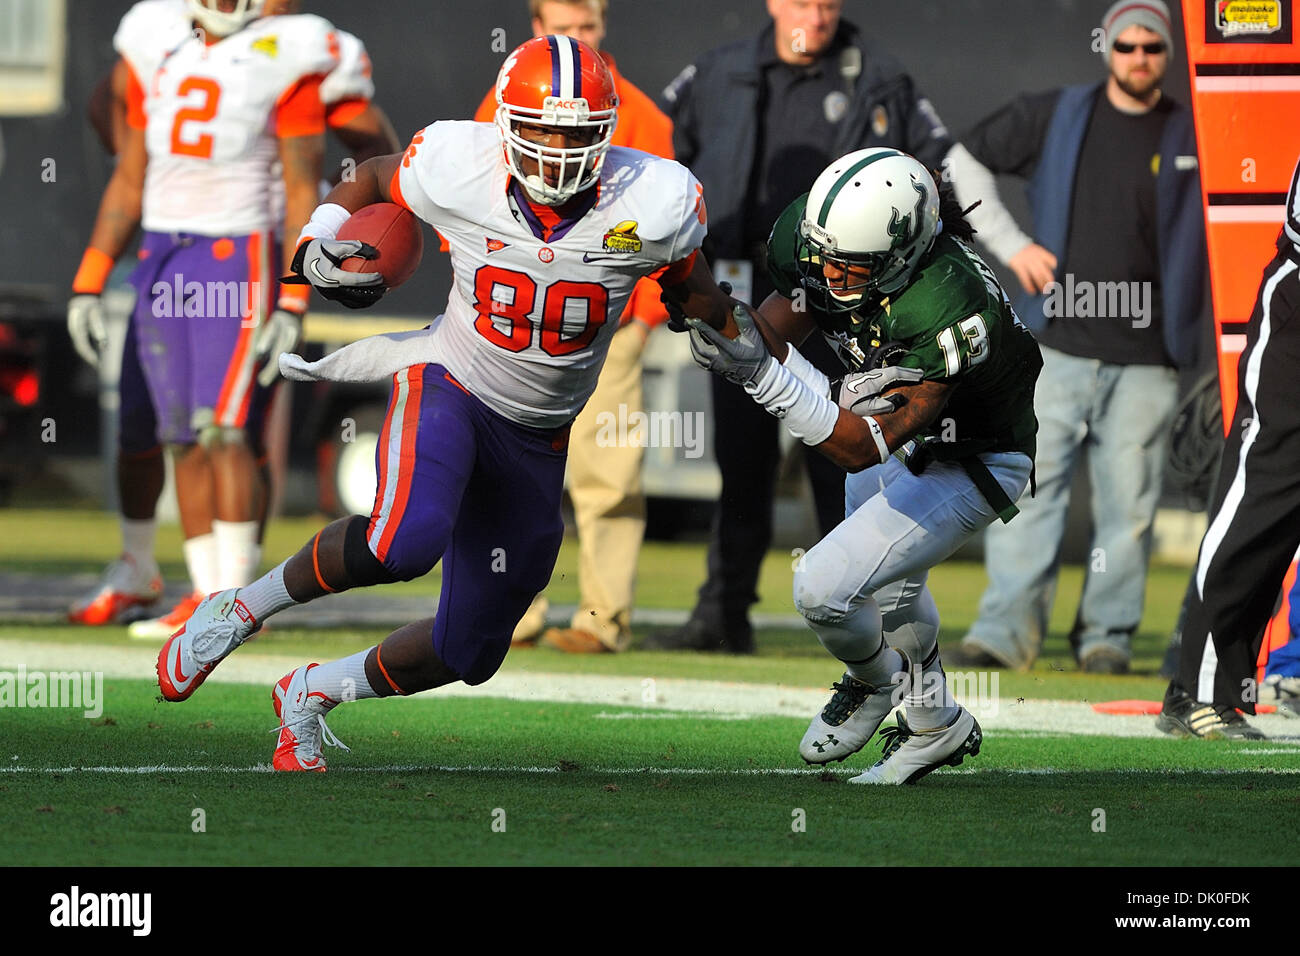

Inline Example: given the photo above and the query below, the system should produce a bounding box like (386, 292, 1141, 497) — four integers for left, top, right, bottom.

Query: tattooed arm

(84, 122, 147, 260)
(816, 378, 954, 472)
(278, 131, 327, 271)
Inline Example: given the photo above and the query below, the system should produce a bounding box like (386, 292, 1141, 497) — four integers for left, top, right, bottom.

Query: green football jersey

(767, 194, 1042, 461)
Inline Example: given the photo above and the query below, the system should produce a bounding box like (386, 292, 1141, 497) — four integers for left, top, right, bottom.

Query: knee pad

(199, 426, 247, 449)
(808, 597, 885, 664)
(343, 514, 399, 587)
(190, 406, 246, 449)
(792, 539, 858, 625)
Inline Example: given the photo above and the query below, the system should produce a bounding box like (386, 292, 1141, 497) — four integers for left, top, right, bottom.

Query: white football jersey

(269, 29, 376, 231)
(320, 29, 374, 109)
(114, 1, 339, 236)
(394, 121, 708, 428)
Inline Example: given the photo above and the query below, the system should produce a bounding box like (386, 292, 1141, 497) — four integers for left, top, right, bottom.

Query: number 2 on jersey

(473, 265, 608, 356)
(170, 77, 221, 158)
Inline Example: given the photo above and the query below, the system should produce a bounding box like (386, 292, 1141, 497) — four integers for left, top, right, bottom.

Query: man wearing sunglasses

(944, 0, 1208, 674)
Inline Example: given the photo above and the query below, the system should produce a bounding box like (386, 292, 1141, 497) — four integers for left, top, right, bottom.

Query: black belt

(905, 443, 1022, 524)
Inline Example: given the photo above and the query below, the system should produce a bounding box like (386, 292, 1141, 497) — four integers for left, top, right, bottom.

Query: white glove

(836, 365, 925, 417)
(253, 309, 302, 387)
(68, 294, 107, 368)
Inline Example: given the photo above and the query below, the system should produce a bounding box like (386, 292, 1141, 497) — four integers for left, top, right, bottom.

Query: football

(335, 202, 424, 288)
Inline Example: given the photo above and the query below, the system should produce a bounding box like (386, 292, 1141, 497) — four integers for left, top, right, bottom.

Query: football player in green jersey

(683, 147, 1042, 784)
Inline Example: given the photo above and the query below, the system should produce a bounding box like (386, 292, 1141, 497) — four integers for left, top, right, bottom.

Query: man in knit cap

(945, 0, 1209, 673)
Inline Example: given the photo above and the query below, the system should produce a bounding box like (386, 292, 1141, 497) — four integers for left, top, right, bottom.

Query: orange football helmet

(494, 35, 619, 205)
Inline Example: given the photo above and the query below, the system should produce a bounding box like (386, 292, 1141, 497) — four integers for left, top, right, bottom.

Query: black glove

(284, 237, 386, 310)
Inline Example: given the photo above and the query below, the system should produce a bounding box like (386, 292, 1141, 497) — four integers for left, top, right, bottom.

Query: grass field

(2, 509, 1297, 870)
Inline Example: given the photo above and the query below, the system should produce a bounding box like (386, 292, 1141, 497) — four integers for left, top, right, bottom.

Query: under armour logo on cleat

(813, 734, 840, 753)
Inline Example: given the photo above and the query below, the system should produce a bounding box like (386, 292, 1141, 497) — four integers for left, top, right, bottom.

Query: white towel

(278, 325, 444, 383)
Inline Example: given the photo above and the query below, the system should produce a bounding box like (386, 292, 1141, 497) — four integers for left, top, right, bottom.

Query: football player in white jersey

(67, 0, 350, 636)
(69, 2, 400, 632)
(157, 34, 742, 772)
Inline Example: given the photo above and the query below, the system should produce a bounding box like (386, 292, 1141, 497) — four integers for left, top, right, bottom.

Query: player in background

(686, 148, 1041, 783)
(472, 0, 674, 654)
(156, 35, 740, 772)
(68, 0, 336, 635)
(69, 0, 398, 632)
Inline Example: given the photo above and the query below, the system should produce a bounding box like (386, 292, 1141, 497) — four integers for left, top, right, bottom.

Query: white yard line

(1, 764, 1298, 776)
(3, 638, 1299, 741)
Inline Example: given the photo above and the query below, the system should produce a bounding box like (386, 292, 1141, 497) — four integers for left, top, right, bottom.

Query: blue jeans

(965, 346, 1178, 667)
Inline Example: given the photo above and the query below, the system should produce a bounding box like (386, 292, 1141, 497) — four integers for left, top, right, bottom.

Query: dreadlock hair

(929, 167, 979, 244)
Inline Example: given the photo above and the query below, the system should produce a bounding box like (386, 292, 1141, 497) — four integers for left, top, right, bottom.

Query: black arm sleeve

(961, 89, 1061, 179)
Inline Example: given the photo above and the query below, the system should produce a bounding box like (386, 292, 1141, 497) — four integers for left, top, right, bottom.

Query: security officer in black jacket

(647, 0, 952, 653)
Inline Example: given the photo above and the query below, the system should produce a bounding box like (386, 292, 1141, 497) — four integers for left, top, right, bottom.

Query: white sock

(808, 599, 905, 688)
(846, 645, 906, 690)
(904, 659, 959, 731)
(306, 648, 380, 705)
(239, 560, 298, 622)
(182, 533, 221, 596)
(213, 519, 260, 589)
(120, 518, 158, 571)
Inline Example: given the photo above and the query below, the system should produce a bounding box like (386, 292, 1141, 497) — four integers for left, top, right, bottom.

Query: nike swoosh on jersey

(581, 253, 630, 263)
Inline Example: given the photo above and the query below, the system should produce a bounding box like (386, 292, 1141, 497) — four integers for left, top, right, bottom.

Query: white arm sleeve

(946, 143, 1035, 267)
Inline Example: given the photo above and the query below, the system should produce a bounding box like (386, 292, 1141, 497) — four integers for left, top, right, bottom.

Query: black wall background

(0, 0, 1196, 317)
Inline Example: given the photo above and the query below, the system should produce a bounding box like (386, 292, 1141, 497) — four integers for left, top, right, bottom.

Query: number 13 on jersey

(936, 314, 990, 376)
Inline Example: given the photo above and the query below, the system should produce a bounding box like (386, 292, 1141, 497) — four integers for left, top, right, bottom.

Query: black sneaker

(945, 643, 1008, 668)
(641, 617, 755, 654)
(1079, 644, 1130, 675)
(1156, 687, 1266, 740)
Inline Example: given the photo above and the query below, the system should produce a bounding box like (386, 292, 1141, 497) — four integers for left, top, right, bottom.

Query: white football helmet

(796, 148, 940, 325)
(187, 0, 265, 38)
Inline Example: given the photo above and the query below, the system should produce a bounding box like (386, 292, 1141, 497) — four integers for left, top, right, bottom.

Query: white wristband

(865, 416, 890, 463)
(745, 356, 839, 446)
(782, 342, 830, 397)
(296, 202, 352, 246)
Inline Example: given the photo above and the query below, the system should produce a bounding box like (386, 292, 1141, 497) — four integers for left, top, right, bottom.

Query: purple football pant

(129, 230, 277, 444)
(118, 310, 272, 456)
(366, 364, 568, 685)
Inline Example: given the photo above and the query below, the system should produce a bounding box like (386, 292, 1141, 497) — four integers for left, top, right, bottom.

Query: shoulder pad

(114, 0, 190, 71)
(255, 13, 339, 78)
(321, 29, 374, 105)
(765, 194, 809, 300)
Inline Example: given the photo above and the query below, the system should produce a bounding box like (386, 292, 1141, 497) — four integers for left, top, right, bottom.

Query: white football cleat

(800, 658, 909, 764)
(272, 664, 350, 772)
(156, 589, 260, 702)
(68, 555, 163, 625)
(849, 706, 982, 785)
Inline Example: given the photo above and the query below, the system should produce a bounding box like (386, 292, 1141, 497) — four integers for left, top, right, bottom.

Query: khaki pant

(513, 322, 647, 650)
